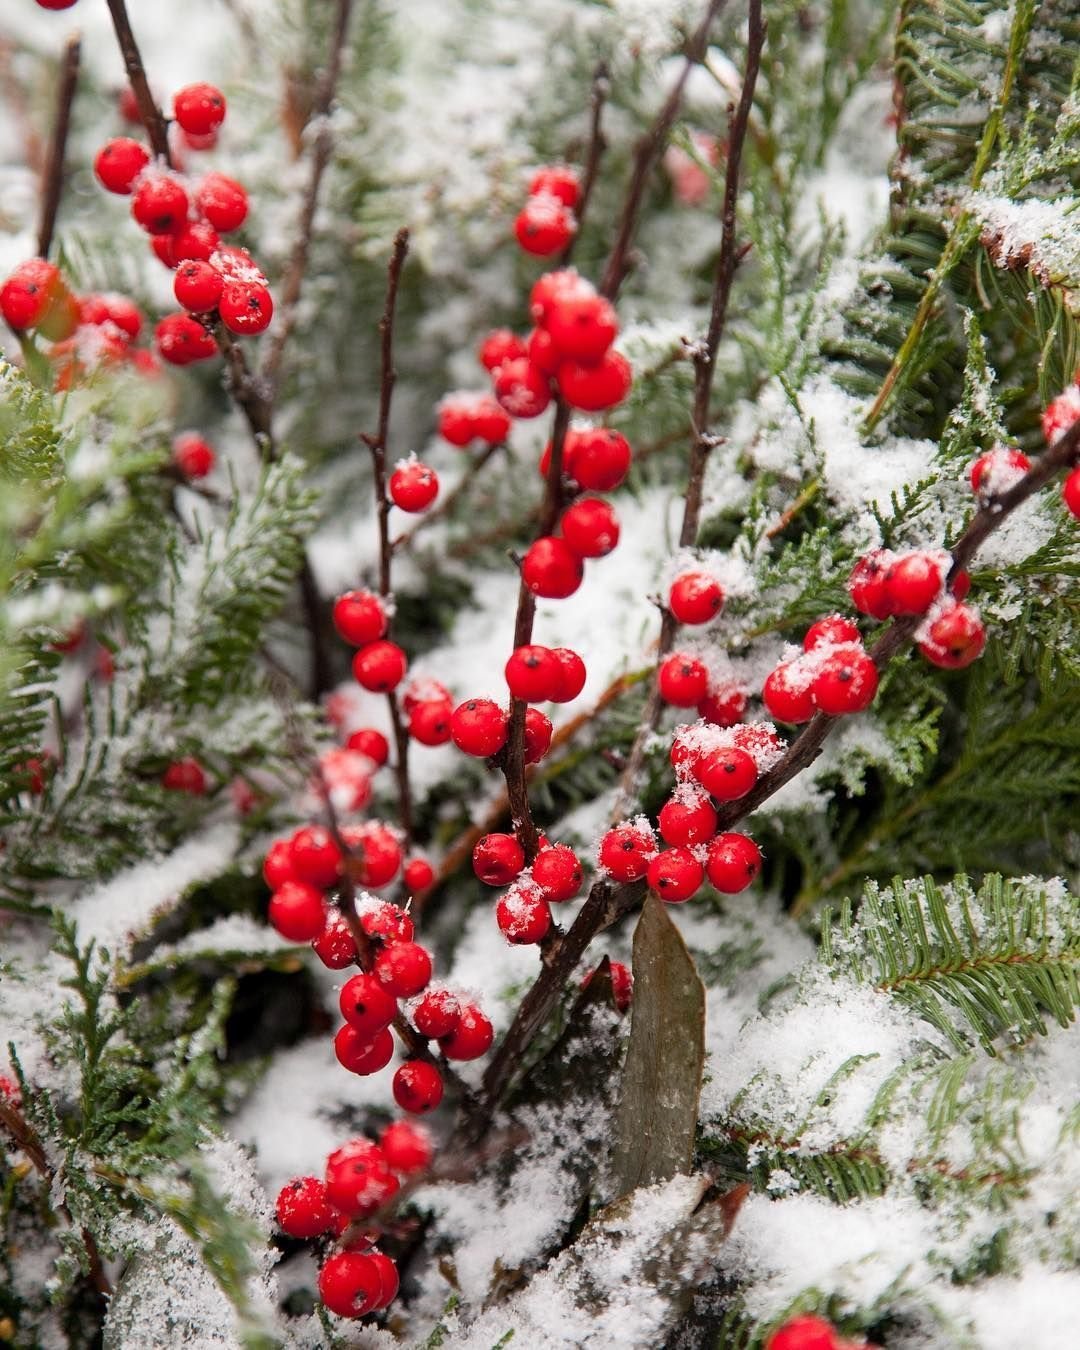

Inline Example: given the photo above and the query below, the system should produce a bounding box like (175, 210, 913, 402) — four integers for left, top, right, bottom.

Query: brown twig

(559, 61, 610, 267)
(36, 33, 80, 260)
(260, 0, 354, 395)
(599, 0, 730, 299)
(613, 0, 765, 816)
(361, 229, 414, 846)
(391, 440, 504, 553)
(104, 0, 171, 164)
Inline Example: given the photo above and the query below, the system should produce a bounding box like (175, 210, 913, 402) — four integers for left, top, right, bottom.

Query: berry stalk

(36, 32, 80, 260)
(103, 0, 170, 163)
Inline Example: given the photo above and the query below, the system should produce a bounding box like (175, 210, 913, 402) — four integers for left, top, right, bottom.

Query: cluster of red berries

(469, 831, 585, 944)
(333, 589, 407, 696)
(760, 616, 879, 724)
(514, 164, 580, 257)
(274, 1119, 432, 1319)
(765, 1313, 867, 1350)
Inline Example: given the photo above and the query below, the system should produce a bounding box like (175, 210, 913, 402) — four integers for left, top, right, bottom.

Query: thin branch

(361, 229, 414, 845)
(104, 0, 171, 164)
(37, 33, 80, 260)
(599, 0, 729, 299)
(558, 61, 610, 267)
(613, 0, 765, 816)
(391, 441, 504, 553)
(259, 0, 354, 394)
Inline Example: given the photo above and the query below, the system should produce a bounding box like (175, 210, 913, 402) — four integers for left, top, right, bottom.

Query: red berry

(598, 823, 657, 881)
(36, 0, 80, 9)
(353, 641, 407, 692)
(339, 972, 398, 1036)
(172, 432, 215, 478)
(131, 173, 189, 235)
(496, 884, 552, 944)
(1063, 467, 1080, 519)
(374, 941, 432, 998)
(479, 328, 527, 371)
(803, 614, 861, 651)
(705, 832, 762, 893)
(196, 172, 248, 232)
(311, 911, 358, 969)
(647, 847, 704, 903)
(811, 648, 879, 715)
(368, 1251, 400, 1310)
(263, 838, 296, 889)
(451, 698, 509, 757)
(344, 822, 403, 887)
(951, 569, 971, 600)
(521, 536, 584, 599)
(392, 1060, 444, 1114)
(334, 1023, 395, 1076)
(379, 1120, 433, 1173)
(695, 745, 757, 801)
(884, 551, 946, 615)
(658, 653, 709, 707)
(318, 748, 373, 813)
(560, 498, 620, 558)
(173, 83, 227, 136)
(545, 292, 618, 364)
(569, 427, 632, 490)
(765, 1314, 843, 1350)
(437, 393, 511, 446)
(403, 857, 435, 892)
(412, 988, 461, 1039)
(402, 677, 450, 714)
(289, 824, 342, 887)
(473, 833, 525, 886)
(1043, 387, 1080, 444)
(668, 571, 724, 625)
(357, 896, 413, 943)
(514, 195, 576, 255)
(493, 357, 552, 419)
(173, 259, 223, 313)
(325, 1139, 399, 1218)
(532, 843, 583, 901)
(439, 1004, 493, 1060)
(318, 1252, 382, 1319)
(162, 756, 207, 793)
(698, 683, 747, 727)
(171, 220, 221, 263)
(969, 446, 1030, 496)
(93, 137, 150, 195)
(918, 602, 987, 669)
(0, 259, 63, 330)
(529, 269, 594, 326)
(848, 550, 895, 620)
(219, 282, 273, 335)
(389, 459, 438, 512)
(408, 699, 453, 746)
(527, 325, 561, 377)
(346, 728, 390, 766)
(155, 312, 218, 365)
(505, 645, 561, 702)
(582, 960, 634, 1011)
(523, 706, 554, 763)
(268, 880, 326, 941)
(527, 165, 580, 209)
(333, 590, 387, 646)
(276, 1176, 334, 1239)
(762, 662, 815, 724)
(549, 647, 587, 702)
(658, 792, 718, 846)
(557, 350, 632, 411)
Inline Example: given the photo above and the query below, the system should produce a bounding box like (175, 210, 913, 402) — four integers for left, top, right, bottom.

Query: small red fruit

(390, 459, 439, 512)
(219, 282, 273, 335)
(521, 536, 584, 599)
(334, 1023, 395, 1076)
(290, 824, 342, 887)
(439, 1004, 493, 1060)
(545, 292, 618, 364)
(311, 911, 358, 969)
(969, 446, 1030, 496)
(698, 683, 747, 727)
(451, 698, 509, 757)
(357, 896, 413, 942)
(344, 822, 403, 887)
(268, 880, 326, 941)
(325, 1139, 399, 1217)
(131, 173, 189, 235)
(1043, 387, 1080, 444)
(598, 823, 657, 881)
(560, 498, 620, 558)
(196, 172, 248, 232)
(155, 312, 218, 365)
(496, 884, 552, 944)
(171, 220, 221, 263)
(411, 988, 461, 1039)
(848, 550, 895, 620)
(162, 757, 207, 793)
(883, 551, 946, 615)
(173, 259, 223, 313)
(647, 847, 704, 903)
(705, 832, 762, 893)
(528, 325, 561, 376)
(505, 645, 561, 702)
(374, 941, 433, 998)
(527, 165, 580, 208)
(368, 1252, 400, 1310)
(493, 356, 552, 419)
(658, 653, 710, 707)
(658, 792, 718, 846)
(479, 328, 527, 371)
(811, 648, 879, 715)
(765, 1313, 845, 1350)
(568, 427, 632, 490)
(333, 590, 387, 646)
(403, 857, 435, 892)
(346, 728, 390, 766)
(353, 641, 407, 692)
(514, 195, 576, 255)
(668, 571, 724, 625)
(557, 350, 632, 411)
(523, 707, 554, 763)
(549, 647, 587, 702)
(173, 83, 227, 136)
(473, 833, 525, 886)
(918, 602, 987, 669)
(318, 1251, 382, 1318)
(532, 843, 583, 901)
(529, 269, 594, 326)
(263, 839, 296, 889)
(695, 746, 757, 801)
(803, 615, 860, 651)
(173, 432, 216, 479)
(408, 699, 453, 746)
(93, 137, 150, 195)
(276, 1176, 334, 1239)
(380, 1120, 433, 1173)
(392, 1060, 444, 1114)
(582, 960, 634, 1011)
(1063, 467, 1080, 519)
(339, 972, 398, 1037)
(762, 662, 816, 725)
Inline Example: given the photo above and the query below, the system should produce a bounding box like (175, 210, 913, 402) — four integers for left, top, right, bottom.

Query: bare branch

(104, 0, 170, 163)
(37, 33, 80, 260)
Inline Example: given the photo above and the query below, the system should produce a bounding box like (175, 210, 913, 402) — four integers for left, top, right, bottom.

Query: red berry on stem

(549, 647, 587, 702)
(803, 614, 860, 651)
(473, 833, 525, 886)
(173, 432, 215, 479)
(173, 259, 223, 313)
(658, 653, 710, 707)
(162, 757, 207, 793)
(918, 602, 987, 669)
(884, 551, 946, 615)
(262, 839, 296, 889)
(582, 960, 634, 1011)
(369, 1252, 400, 1310)
(353, 641, 407, 692)
(311, 911, 358, 969)
(155, 313, 218, 365)
(514, 195, 576, 255)
(439, 1004, 493, 1060)
(695, 745, 757, 801)
(528, 325, 562, 377)
(558, 350, 632, 411)
(560, 498, 620, 558)
(131, 174, 189, 235)
(1063, 467, 1080, 519)
(344, 822, 404, 887)
(1, 260, 62, 331)
(374, 941, 433, 998)
(668, 571, 724, 625)
(528, 165, 580, 208)
(529, 269, 594, 326)
(380, 1120, 433, 1173)
(403, 857, 435, 892)
(505, 645, 561, 702)
(647, 847, 704, 903)
(1043, 387, 1080, 444)
(318, 1252, 383, 1319)
(523, 706, 554, 763)
(705, 832, 762, 893)
(172, 220, 221, 263)
(173, 82, 227, 136)
(969, 446, 1030, 496)
(196, 172, 248, 231)
(93, 137, 150, 195)
(390, 459, 438, 512)
(346, 728, 390, 766)
(357, 896, 413, 942)
(479, 328, 527, 371)
(451, 698, 509, 757)
(494, 357, 552, 419)
(532, 843, 583, 901)
(411, 988, 461, 1039)
(325, 1139, 399, 1217)
(392, 1060, 444, 1114)
(268, 880, 326, 941)
(521, 536, 584, 599)
(334, 1023, 395, 1076)
(765, 1314, 844, 1350)
(219, 282, 273, 335)
(408, 699, 453, 746)
(848, 550, 895, 620)
(496, 884, 552, 944)
(333, 590, 387, 646)
(658, 792, 718, 846)
(545, 293, 618, 364)
(698, 683, 747, 726)
(570, 427, 632, 490)
(598, 823, 657, 881)
(276, 1176, 334, 1239)
(811, 648, 879, 715)
(339, 972, 398, 1037)
(290, 824, 342, 887)
(762, 662, 816, 724)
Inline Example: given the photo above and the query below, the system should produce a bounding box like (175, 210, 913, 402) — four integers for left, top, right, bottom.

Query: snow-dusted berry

(803, 615, 860, 651)
(311, 912, 359, 969)
(884, 551, 946, 615)
(658, 792, 717, 846)
(173, 260, 223, 313)
(762, 662, 815, 725)
(647, 847, 704, 903)
(705, 832, 762, 893)
(357, 897, 414, 943)
(380, 1119, 434, 1173)
(698, 682, 747, 727)
(669, 571, 724, 625)
(392, 1060, 444, 1114)
(969, 446, 1030, 496)
(196, 173, 248, 232)
(333, 590, 387, 646)
(219, 282, 273, 335)
(493, 356, 552, 418)
(276, 1176, 334, 1239)
(479, 328, 527, 371)
(334, 1023, 395, 1076)
(339, 972, 398, 1037)
(155, 313, 218, 365)
(545, 292, 618, 364)
(918, 602, 987, 669)
(811, 647, 879, 715)
(695, 745, 757, 801)
(412, 988, 461, 1039)
(325, 1139, 399, 1218)
(532, 843, 583, 901)
(1042, 386, 1080, 444)
(131, 173, 189, 235)
(514, 194, 576, 255)
(346, 728, 390, 766)
(439, 1004, 493, 1060)
(848, 550, 894, 620)
(529, 269, 595, 326)
(93, 137, 150, 194)
(473, 832, 525, 886)
(598, 823, 657, 881)
(496, 884, 552, 944)
(373, 941, 432, 998)
(318, 1252, 383, 1319)
(527, 165, 581, 209)
(390, 460, 439, 512)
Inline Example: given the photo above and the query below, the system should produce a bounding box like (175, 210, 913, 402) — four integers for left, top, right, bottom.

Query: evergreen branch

(361, 228, 414, 846)
(36, 32, 80, 260)
(259, 0, 354, 395)
(614, 0, 765, 815)
(104, 0, 171, 164)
